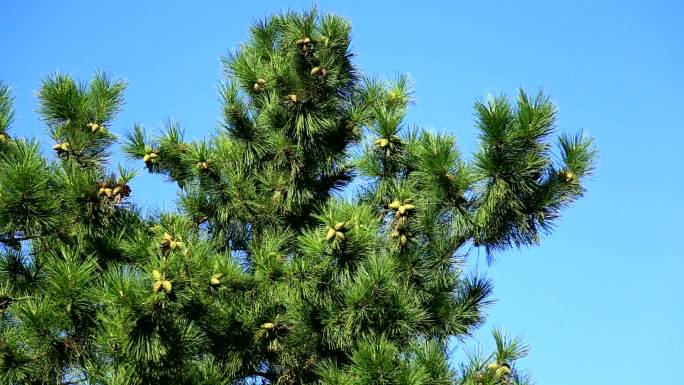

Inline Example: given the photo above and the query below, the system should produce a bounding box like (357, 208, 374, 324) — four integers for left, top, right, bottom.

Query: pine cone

(144, 152, 158, 164)
(388, 199, 401, 210)
(402, 203, 416, 212)
(261, 322, 275, 330)
(196, 161, 210, 170)
(374, 138, 389, 148)
(161, 239, 171, 250)
(53, 142, 70, 152)
(495, 366, 511, 376)
(160, 280, 172, 293)
(211, 273, 223, 286)
(88, 122, 103, 133)
(310, 66, 325, 76)
(560, 170, 576, 183)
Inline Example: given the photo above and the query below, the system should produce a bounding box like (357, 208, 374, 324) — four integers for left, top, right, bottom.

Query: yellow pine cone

(163, 232, 173, 241)
(398, 205, 406, 215)
(399, 234, 408, 245)
(495, 366, 511, 376)
(143, 154, 151, 162)
(402, 204, 416, 211)
(564, 171, 576, 182)
(374, 138, 389, 148)
(295, 37, 311, 46)
(253, 83, 263, 92)
(98, 187, 107, 196)
(0, 133, 7, 142)
(210, 273, 223, 286)
(196, 161, 210, 170)
(160, 280, 172, 293)
(326, 227, 336, 241)
(288, 94, 299, 103)
(335, 231, 345, 241)
(256, 78, 266, 85)
(88, 122, 104, 133)
(334, 222, 346, 231)
(261, 322, 275, 330)
(53, 142, 69, 151)
(311, 66, 325, 76)
(152, 280, 162, 293)
(152, 269, 162, 280)
(112, 186, 121, 196)
(388, 200, 401, 210)
(487, 363, 500, 371)
(103, 188, 113, 197)
(390, 229, 400, 238)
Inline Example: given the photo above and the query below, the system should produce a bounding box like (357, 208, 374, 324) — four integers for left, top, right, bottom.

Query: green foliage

(0, 8, 595, 385)
(0, 82, 14, 136)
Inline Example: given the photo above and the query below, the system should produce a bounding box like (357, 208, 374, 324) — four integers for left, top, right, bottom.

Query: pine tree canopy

(0, 9, 596, 385)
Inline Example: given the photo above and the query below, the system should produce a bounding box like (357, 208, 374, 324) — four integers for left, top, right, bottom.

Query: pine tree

(0, 9, 595, 385)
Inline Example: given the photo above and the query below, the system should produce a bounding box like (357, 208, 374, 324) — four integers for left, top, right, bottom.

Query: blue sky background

(2, 1, 682, 384)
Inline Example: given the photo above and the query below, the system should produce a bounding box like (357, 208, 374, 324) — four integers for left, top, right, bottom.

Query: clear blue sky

(2, 1, 682, 384)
